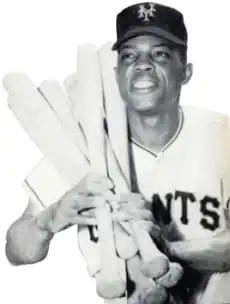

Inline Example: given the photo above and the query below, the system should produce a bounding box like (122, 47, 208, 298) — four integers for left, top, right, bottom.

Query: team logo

(137, 3, 157, 22)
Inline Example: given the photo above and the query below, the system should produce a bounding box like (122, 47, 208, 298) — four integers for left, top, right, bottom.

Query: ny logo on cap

(137, 3, 156, 21)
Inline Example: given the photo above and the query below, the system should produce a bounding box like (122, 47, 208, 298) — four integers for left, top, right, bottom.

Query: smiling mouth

(132, 80, 158, 93)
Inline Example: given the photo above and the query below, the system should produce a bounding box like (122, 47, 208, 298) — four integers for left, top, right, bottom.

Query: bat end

(117, 249, 137, 260)
(2, 72, 30, 94)
(96, 275, 126, 299)
(141, 256, 169, 279)
(116, 242, 138, 260)
(156, 262, 184, 288)
(138, 284, 168, 304)
(113, 224, 138, 259)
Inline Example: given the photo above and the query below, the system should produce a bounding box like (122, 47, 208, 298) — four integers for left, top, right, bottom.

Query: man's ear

(182, 63, 193, 85)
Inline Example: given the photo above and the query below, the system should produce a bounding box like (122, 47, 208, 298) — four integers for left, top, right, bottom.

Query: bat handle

(95, 200, 126, 299)
(77, 225, 101, 277)
(113, 221, 138, 259)
(131, 221, 169, 279)
(109, 200, 138, 259)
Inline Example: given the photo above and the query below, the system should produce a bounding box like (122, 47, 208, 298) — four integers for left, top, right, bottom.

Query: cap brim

(112, 26, 187, 50)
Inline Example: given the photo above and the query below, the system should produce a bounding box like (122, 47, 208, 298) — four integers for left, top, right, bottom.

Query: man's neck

(128, 105, 182, 154)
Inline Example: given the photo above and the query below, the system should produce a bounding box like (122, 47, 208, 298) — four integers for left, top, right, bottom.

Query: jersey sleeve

(22, 198, 46, 217)
(23, 157, 74, 209)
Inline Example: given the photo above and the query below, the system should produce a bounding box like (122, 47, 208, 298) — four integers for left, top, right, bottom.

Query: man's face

(116, 34, 192, 115)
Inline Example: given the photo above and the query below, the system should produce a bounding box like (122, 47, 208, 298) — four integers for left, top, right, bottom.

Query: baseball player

(5, 2, 230, 303)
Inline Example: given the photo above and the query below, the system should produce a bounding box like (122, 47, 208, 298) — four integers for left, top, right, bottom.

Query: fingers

(76, 196, 107, 211)
(54, 196, 106, 230)
(116, 209, 154, 222)
(119, 192, 147, 209)
(62, 173, 113, 200)
(69, 215, 97, 226)
(77, 173, 114, 196)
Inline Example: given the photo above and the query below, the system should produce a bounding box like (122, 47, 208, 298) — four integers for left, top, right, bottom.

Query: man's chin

(131, 104, 160, 116)
(131, 99, 162, 115)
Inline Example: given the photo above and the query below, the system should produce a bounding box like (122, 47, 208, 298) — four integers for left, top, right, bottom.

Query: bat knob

(137, 284, 168, 304)
(96, 275, 126, 299)
(141, 256, 169, 279)
(156, 262, 184, 288)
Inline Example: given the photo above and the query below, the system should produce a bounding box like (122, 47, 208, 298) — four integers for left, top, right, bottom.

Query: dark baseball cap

(112, 2, 188, 50)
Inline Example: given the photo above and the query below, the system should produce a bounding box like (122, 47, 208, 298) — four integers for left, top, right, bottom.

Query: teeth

(133, 80, 156, 89)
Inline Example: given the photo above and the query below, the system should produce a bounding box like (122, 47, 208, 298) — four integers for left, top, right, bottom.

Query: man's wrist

(34, 209, 55, 240)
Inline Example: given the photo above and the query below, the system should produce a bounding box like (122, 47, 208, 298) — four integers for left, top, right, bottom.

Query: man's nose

(135, 60, 154, 73)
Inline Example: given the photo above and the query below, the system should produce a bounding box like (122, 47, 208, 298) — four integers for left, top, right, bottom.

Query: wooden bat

(38, 79, 88, 158)
(126, 254, 168, 304)
(38, 77, 128, 296)
(98, 42, 169, 279)
(98, 42, 138, 260)
(155, 262, 183, 288)
(37, 80, 101, 279)
(76, 44, 126, 299)
(4, 72, 126, 300)
(37, 75, 131, 291)
(3, 73, 89, 186)
(64, 66, 183, 286)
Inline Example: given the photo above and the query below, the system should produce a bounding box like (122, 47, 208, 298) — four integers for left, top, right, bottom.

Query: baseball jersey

(129, 105, 230, 241)
(22, 104, 230, 304)
(127, 105, 230, 303)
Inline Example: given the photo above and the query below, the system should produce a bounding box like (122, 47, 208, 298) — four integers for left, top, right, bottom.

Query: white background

(0, 0, 230, 303)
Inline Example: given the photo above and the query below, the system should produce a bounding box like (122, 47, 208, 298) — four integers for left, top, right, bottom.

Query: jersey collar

(129, 106, 184, 157)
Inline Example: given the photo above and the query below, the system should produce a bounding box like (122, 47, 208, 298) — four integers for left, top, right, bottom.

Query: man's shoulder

(182, 105, 229, 127)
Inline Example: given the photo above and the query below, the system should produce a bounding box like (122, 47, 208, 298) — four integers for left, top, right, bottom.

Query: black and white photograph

(1, 1, 230, 303)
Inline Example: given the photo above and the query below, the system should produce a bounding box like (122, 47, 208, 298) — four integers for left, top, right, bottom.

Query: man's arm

(5, 200, 54, 266)
(164, 228, 230, 273)
(5, 173, 114, 266)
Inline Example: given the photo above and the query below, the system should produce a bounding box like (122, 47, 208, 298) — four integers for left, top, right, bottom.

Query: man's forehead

(119, 35, 173, 51)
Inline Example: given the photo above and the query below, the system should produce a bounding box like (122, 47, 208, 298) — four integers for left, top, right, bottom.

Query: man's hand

(36, 173, 114, 234)
(116, 193, 160, 235)
(81, 192, 160, 234)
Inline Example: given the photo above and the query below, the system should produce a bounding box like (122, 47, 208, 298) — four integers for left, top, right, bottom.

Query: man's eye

(152, 51, 171, 61)
(120, 53, 136, 61)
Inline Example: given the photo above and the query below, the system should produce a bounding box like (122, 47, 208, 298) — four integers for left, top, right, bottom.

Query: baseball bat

(98, 42, 169, 278)
(4, 73, 126, 298)
(155, 262, 184, 288)
(98, 42, 138, 260)
(3, 73, 89, 186)
(38, 75, 131, 282)
(37, 80, 102, 279)
(38, 71, 126, 297)
(127, 254, 168, 304)
(38, 79, 88, 158)
(3, 72, 103, 279)
(66, 47, 182, 285)
(77, 44, 126, 299)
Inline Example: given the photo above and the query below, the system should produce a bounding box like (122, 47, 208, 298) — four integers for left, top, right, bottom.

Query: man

(5, 2, 230, 303)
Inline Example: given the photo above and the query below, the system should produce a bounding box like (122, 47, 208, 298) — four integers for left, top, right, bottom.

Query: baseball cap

(112, 2, 188, 50)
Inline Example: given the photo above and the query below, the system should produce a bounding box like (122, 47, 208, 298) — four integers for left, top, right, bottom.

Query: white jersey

(23, 105, 230, 304)
(129, 106, 230, 241)
(129, 106, 230, 304)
